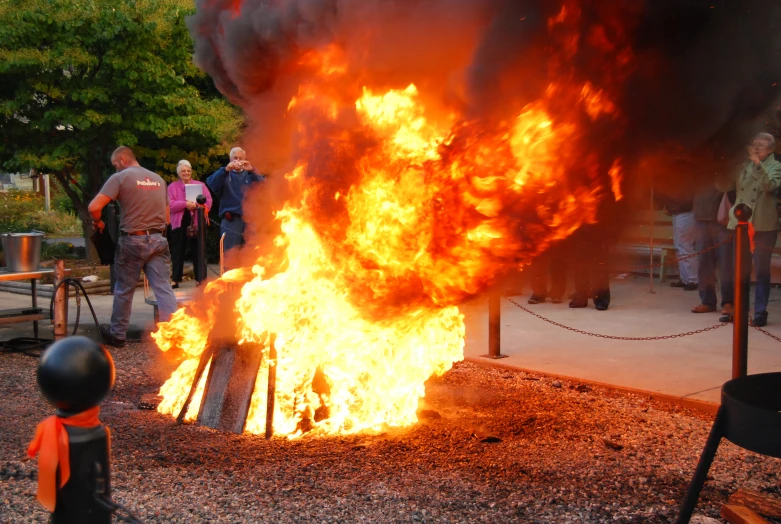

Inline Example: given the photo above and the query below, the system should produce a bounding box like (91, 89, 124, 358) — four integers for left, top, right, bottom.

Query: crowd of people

(82, 132, 781, 347)
(525, 132, 781, 327)
(87, 145, 263, 348)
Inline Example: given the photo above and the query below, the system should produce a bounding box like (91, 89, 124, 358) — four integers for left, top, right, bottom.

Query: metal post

(649, 182, 656, 294)
(53, 424, 112, 524)
(482, 292, 507, 359)
(53, 260, 68, 341)
(43, 174, 51, 211)
(265, 334, 277, 439)
(732, 204, 752, 379)
(196, 195, 207, 283)
(676, 408, 724, 524)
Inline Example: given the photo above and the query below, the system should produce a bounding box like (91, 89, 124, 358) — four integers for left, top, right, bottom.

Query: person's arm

(752, 160, 781, 193)
(166, 205, 170, 225)
(206, 167, 227, 196)
(88, 194, 112, 231)
(88, 175, 119, 231)
(168, 182, 188, 214)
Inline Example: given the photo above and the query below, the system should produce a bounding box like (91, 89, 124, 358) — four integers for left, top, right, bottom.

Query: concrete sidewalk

(461, 274, 781, 407)
(2, 270, 780, 409)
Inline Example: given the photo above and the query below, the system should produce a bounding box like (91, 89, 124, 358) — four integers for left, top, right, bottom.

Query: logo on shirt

(137, 177, 161, 188)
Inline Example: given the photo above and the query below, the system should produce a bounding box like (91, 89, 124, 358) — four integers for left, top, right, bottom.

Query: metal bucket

(1, 232, 44, 272)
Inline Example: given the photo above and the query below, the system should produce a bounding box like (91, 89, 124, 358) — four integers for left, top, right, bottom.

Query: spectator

(690, 184, 734, 314)
(527, 250, 567, 304)
(88, 146, 177, 347)
(719, 132, 781, 326)
(206, 147, 264, 254)
(656, 192, 698, 291)
(569, 226, 611, 311)
(168, 160, 212, 288)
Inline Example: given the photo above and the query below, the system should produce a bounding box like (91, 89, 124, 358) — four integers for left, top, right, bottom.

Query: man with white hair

(721, 132, 781, 326)
(206, 146, 264, 253)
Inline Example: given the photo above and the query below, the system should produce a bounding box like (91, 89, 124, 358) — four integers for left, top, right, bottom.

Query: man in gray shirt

(88, 146, 177, 347)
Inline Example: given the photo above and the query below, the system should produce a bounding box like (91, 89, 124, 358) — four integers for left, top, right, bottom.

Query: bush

(0, 190, 82, 237)
(40, 241, 83, 260)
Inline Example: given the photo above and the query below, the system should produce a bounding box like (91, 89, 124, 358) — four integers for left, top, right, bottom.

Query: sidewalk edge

(464, 357, 720, 415)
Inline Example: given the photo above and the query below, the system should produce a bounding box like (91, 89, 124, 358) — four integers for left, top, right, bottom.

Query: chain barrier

(507, 298, 728, 340)
(752, 324, 781, 344)
(0, 463, 37, 481)
(95, 494, 145, 523)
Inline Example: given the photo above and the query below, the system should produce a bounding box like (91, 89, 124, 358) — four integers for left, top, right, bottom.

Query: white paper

(185, 184, 203, 203)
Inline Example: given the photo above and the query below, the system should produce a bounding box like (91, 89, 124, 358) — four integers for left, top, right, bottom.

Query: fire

(153, 0, 632, 438)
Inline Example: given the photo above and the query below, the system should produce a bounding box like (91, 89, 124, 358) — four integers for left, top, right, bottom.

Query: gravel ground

(1, 342, 779, 523)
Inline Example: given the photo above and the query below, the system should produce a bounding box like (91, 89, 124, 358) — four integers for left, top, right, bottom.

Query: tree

(0, 0, 242, 262)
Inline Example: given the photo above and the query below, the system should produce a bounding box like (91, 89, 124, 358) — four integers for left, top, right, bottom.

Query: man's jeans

(696, 220, 733, 308)
(672, 211, 698, 284)
(221, 215, 246, 254)
(110, 233, 178, 340)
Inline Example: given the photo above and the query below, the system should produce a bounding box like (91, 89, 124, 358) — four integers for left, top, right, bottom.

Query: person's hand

(225, 161, 238, 173)
(242, 160, 253, 171)
(186, 201, 197, 210)
(92, 220, 105, 232)
(748, 146, 762, 166)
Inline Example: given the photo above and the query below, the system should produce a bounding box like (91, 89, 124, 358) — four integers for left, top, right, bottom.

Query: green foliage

(40, 241, 84, 260)
(0, 190, 82, 237)
(0, 0, 244, 258)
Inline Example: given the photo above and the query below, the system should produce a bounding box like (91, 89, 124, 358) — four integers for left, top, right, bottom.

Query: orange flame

(153, 3, 630, 438)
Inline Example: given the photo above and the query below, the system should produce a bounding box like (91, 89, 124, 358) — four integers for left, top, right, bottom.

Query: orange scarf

(27, 406, 104, 512)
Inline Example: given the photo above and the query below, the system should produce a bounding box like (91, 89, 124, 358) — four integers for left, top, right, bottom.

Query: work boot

(721, 303, 734, 315)
(99, 324, 126, 348)
(527, 294, 546, 304)
(752, 311, 769, 328)
(691, 304, 717, 313)
(569, 293, 588, 308)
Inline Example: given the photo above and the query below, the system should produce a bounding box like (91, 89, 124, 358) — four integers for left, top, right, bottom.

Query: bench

(612, 242, 678, 283)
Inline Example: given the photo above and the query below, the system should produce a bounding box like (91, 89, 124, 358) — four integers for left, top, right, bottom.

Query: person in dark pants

(690, 185, 734, 314)
(718, 132, 781, 326)
(88, 146, 177, 347)
(527, 250, 568, 304)
(569, 226, 610, 311)
(168, 160, 212, 288)
(205, 147, 264, 256)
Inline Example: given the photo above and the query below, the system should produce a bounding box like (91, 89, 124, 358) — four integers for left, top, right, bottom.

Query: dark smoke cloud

(189, 0, 781, 163)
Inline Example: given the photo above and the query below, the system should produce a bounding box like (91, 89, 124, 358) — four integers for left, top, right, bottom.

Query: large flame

(153, 1, 631, 438)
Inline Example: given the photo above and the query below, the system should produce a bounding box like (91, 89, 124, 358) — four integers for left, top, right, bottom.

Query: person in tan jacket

(718, 132, 781, 326)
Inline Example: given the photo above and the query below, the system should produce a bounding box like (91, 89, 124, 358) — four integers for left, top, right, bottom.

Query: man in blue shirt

(206, 146, 264, 254)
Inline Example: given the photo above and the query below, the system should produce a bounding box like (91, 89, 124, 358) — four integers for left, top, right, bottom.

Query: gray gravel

(1, 342, 780, 523)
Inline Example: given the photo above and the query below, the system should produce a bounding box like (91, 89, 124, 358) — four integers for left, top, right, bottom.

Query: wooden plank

(729, 489, 781, 519)
(197, 344, 237, 429)
(217, 342, 264, 434)
(721, 504, 769, 524)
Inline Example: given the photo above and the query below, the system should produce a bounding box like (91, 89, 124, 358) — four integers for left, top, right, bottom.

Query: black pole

(35, 337, 115, 523)
(675, 408, 724, 524)
(196, 195, 207, 283)
(732, 204, 752, 379)
(53, 423, 112, 524)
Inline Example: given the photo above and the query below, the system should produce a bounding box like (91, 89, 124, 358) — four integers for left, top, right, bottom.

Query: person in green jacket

(719, 132, 781, 326)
